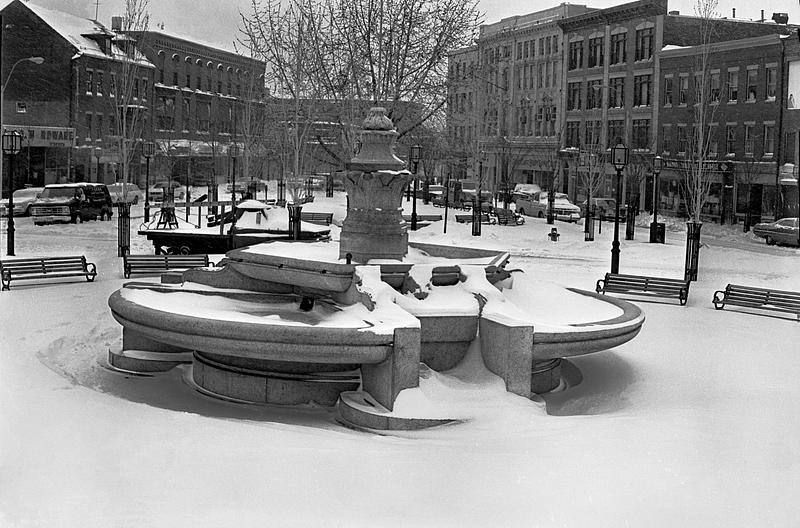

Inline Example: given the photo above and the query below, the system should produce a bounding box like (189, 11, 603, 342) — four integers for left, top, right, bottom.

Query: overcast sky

(27, 0, 800, 53)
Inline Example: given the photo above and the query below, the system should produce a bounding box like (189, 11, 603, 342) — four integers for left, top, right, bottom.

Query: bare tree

(106, 0, 153, 200)
(680, 0, 721, 223)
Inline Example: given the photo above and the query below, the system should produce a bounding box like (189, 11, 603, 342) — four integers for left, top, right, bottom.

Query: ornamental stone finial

(363, 107, 394, 131)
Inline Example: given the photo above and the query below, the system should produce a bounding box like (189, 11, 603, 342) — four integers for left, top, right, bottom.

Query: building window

(141, 78, 148, 101)
(609, 77, 625, 108)
(568, 82, 582, 111)
(708, 125, 718, 156)
(662, 125, 672, 154)
(85, 70, 94, 95)
(726, 125, 736, 155)
(157, 96, 175, 131)
(15, 102, 27, 113)
(95, 71, 103, 96)
(85, 113, 93, 140)
(109, 73, 116, 97)
(679, 75, 689, 105)
(198, 102, 211, 132)
(108, 113, 116, 135)
(727, 70, 738, 102)
(746, 68, 758, 101)
(588, 37, 604, 68)
(610, 33, 626, 65)
(585, 119, 602, 147)
(710, 72, 720, 103)
(764, 124, 775, 156)
(634, 74, 652, 106)
(587, 79, 603, 109)
(96, 115, 103, 140)
(173, 72, 178, 86)
(632, 119, 650, 150)
(744, 124, 754, 157)
(766, 66, 777, 101)
(568, 41, 583, 70)
(566, 121, 580, 148)
(182, 98, 191, 131)
(552, 36, 558, 54)
(677, 125, 688, 155)
(635, 27, 653, 61)
(607, 119, 625, 148)
(664, 77, 673, 106)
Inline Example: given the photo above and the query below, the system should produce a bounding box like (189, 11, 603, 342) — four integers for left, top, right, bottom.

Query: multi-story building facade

(125, 28, 267, 185)
(1, 0, 156, 188)
(447, 4, 592, 192)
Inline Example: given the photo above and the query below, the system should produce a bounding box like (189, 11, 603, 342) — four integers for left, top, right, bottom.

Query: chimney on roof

(772, 12, 789, 24)
(732, 8, 736, 18)
(111, 16, 122, 31)
(760, 10, 765, 22)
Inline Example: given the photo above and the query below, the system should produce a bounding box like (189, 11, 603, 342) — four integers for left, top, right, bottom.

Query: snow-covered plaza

(1, 193, 799, 527)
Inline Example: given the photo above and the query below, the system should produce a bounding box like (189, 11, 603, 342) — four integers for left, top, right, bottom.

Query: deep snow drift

(1, 191, 798, 527)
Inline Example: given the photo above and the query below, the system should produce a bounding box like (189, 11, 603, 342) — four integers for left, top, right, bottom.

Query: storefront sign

(1, 125, 76, 147)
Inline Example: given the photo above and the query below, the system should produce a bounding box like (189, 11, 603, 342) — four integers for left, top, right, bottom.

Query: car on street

(515, 191, 581, 222)
(107, 182, 143, 204)
(0, 186, 44, 216)
(148, 181, 187, 203)
(29, 182, 113, 224)
(752, 217, 799, 246)
(579, 197, 628, 222)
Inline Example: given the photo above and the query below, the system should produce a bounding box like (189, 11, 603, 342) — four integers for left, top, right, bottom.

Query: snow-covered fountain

(108, 107, 645, 430)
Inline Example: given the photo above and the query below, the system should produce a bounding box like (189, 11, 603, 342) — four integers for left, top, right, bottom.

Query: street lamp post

(473, 151, 485, 236)
(2, 130, 22, 256)
(1, 56, 44, 253)
(610, 143, 629, 273)
(143, 141, 155, 223)
(410, 145, 421, 230)
(649, 155, 663, 243)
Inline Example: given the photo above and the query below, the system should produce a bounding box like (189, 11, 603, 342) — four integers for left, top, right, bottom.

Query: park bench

(123, 254, 213, 279)
(712, 284, 800, 321)
(300, 211, 334, 225)
(494, 208, 525, 226)
(1, 255, 97, 291)
(455, 213, 496, 225)
(596, 272, 690, 305)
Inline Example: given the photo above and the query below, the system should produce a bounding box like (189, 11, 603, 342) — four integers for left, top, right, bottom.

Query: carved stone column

(339, 108, 411, 262)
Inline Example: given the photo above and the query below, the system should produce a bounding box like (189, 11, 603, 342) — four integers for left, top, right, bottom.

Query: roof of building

(2, 0, 153, 67)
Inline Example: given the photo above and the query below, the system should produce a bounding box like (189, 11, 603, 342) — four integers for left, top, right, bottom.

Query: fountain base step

(337, 391, 457, 431)
(192, 352, 360, 406)
(108, 348, 193, 373)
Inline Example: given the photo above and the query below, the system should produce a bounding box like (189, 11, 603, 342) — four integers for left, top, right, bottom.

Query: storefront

(2, 125, 75, 188)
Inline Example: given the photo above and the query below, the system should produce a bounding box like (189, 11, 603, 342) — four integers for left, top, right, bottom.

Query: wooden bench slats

(713, 283, 800, 320)
(1, 256, 96, 290)
(123, 254, 211, 278)
(596, 272, 690, 305)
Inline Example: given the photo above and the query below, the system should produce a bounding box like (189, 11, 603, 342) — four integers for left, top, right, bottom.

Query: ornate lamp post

(229, 143, 240, 217)
(410, 144, 421, 230)
(143, 141, 155, 223)
(610, 143, 629, 273)
(649, 155, 663, 243)
(2, 130, 22, 256)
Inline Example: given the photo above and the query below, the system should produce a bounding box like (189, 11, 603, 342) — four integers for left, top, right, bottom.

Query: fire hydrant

(547, 227, 560, 242)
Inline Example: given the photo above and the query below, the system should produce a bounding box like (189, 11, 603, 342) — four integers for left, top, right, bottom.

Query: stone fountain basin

(108, 283, 398, 364)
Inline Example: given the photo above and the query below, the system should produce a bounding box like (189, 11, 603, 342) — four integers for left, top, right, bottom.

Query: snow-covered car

(579, 197, 628, 222)
(752, 217, 799, 247)
(515, 191, 581, 222)
(148, 181, 186, 203)
(0, 186, 44, 216)
(106, 182, 143, 204)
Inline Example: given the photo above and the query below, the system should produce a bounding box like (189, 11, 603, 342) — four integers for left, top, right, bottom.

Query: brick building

(1, 0, 155, 189)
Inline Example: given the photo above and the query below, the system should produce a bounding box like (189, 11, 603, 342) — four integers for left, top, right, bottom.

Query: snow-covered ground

(1, 192, 799, 527)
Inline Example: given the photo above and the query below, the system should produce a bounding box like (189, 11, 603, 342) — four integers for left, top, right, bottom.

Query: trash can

(288, 203, 302, 240)
(584, 212, 595, 241)
(649, 222, 665, 243)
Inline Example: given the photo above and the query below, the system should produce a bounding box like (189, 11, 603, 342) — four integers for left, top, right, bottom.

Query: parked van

(30, 183, 113, 225)
(515, 191, 581, 222)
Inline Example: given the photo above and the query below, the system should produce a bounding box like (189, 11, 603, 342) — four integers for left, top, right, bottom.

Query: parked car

(107, 182, 143, 204)
(510, 183, 542, 203)
(752, 217, 799, 247)
(515, 191, 581, 222)
(0, 186, 44, 216)
(580, 197, 628, 222)
(149, 181, 186, 203)
(29, 183, 113, 224)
